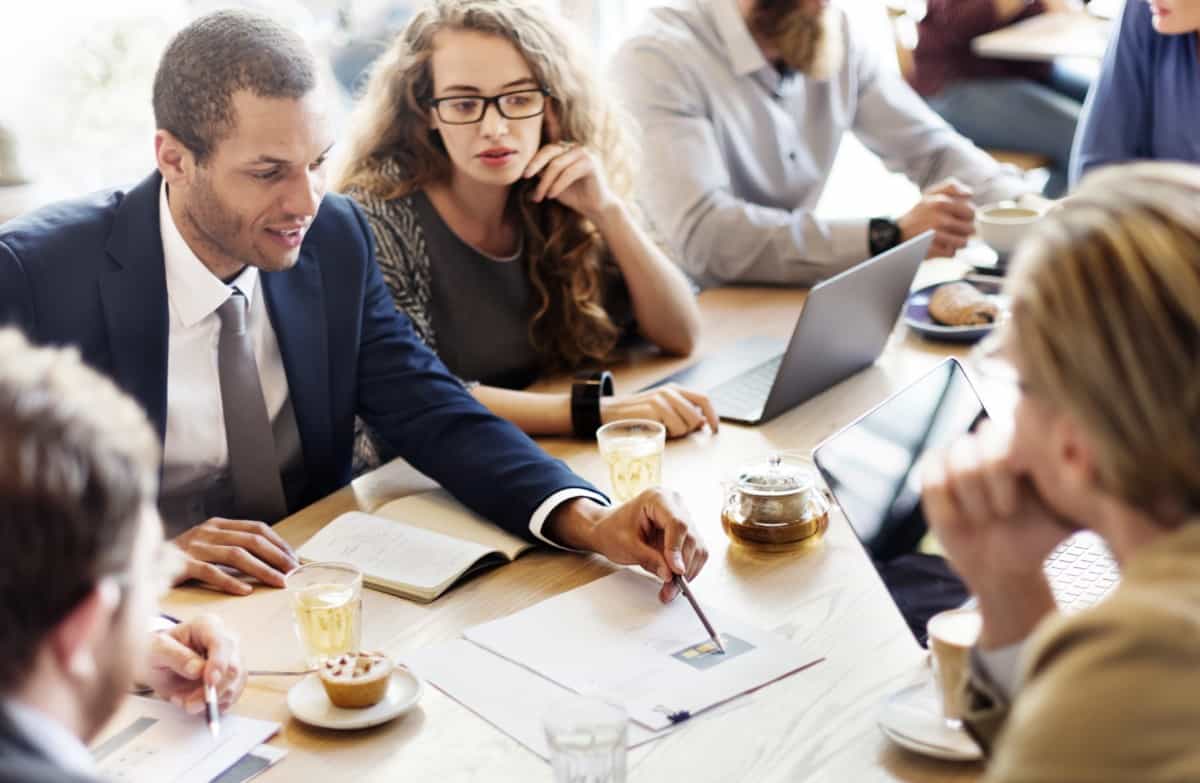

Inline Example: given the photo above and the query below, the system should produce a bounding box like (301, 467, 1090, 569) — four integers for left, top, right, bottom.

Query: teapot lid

(735, 454, 816, 496)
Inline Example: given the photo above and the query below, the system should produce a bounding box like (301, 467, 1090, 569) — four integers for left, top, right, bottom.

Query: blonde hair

(336, 0, 638, 369)
(1007, 162, 1200, 512)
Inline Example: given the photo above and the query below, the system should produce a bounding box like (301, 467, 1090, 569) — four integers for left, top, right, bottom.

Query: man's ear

(155, 130, 194, 186)
(48, 580, 121, 682)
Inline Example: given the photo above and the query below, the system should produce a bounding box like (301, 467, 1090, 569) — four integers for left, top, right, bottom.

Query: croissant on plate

(928, 282, 998, 326)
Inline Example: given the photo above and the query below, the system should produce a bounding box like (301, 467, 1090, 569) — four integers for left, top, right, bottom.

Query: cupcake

(318, 651, 393, 708)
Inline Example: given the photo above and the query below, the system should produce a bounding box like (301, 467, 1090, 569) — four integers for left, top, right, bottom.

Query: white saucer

(287, 668, 423, 730)
(877, 679, 982, 762)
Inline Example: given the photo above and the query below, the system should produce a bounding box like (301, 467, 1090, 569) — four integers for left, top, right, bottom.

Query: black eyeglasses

(428, 87, 551, 125)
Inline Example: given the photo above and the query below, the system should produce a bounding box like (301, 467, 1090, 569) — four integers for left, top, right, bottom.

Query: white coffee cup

(976, 202, 1045, 257)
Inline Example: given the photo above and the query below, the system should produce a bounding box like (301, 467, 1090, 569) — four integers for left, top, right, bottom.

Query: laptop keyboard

(708, 355, 783, 420)
(1044, 532, 1120, 612)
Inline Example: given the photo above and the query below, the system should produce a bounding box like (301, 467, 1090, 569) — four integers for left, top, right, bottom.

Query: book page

(298, 512, 497, 597)
(373, 490, 532, 560)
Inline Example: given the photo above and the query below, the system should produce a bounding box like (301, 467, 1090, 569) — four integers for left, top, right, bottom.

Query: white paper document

(462, 570, 824, 731)
(405, 638, 671, 760)
(92, 696, 280, 783)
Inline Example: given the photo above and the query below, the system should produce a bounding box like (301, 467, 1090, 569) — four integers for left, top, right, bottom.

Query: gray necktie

(216, 288, 288, 522)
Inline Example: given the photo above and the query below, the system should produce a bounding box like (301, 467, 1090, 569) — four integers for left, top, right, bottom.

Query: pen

(204, 680, 220, 739)
(674, 575, 725, 654)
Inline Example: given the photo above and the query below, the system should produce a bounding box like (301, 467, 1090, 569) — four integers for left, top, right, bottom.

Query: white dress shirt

(3, 700, 97, 779)
(612, 0, 1034, 287)
(158, 183, 289, 534)
(157, 183, 603, 544)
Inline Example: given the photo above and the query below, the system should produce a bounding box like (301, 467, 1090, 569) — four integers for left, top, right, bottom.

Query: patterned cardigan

(345, 180, 635, 472)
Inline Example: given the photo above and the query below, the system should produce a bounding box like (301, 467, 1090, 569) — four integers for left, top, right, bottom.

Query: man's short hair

(0, 329, 159, 692)
(152, 9, 317, 162)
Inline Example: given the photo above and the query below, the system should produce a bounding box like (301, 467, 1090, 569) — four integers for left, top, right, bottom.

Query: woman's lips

(477, 148, 518, 168)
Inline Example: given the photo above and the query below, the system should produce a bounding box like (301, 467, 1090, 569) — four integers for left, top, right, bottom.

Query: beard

(750, 2, 844, 80)
(182, 167, 300, 275)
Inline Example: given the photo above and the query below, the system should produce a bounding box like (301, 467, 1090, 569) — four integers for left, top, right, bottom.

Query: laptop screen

(812, 358, 984, 644)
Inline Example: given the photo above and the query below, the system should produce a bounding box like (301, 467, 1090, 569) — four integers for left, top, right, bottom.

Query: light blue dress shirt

(1070, 0, 1200, 186)
(611, 0, 1031, 287)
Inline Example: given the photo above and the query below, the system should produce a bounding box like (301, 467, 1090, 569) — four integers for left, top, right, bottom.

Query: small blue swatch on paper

(671, 634, 754, 671)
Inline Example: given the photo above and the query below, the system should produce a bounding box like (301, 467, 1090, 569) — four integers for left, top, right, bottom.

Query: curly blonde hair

(335, 0, 638, 370)
(1008, 162, 1200, 512)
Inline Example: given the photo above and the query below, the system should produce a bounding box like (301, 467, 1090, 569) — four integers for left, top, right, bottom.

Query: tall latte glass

(286, 562, 363, 667)
(926, 607, 982, 729)
(596, 420, 665, 502)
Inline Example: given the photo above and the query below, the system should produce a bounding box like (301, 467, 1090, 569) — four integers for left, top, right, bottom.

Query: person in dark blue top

(1070, 0, 1200, 185)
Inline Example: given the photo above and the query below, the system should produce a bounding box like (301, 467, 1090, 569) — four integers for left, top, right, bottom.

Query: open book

(296, 490, 533, 602)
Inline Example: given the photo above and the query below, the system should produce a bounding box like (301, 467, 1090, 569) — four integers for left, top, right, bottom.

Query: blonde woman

(337, 0, 714, 454)
(921, 162, 1200, 778)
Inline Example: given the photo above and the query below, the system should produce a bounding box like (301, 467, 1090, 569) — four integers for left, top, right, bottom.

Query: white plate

(287, 668, 423, 730)
(877, 679, 982, 762)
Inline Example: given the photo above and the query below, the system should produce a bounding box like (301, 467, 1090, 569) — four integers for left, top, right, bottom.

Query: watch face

(870, 219, 900, 253)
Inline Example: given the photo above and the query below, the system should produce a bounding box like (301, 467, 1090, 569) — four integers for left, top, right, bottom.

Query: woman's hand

(920, 421, 1075, 647)
(523, 142, 616, 221)
(601, 384, 718, 439)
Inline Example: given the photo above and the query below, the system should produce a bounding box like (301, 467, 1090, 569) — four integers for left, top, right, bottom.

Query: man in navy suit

(0, 10, 705, 603)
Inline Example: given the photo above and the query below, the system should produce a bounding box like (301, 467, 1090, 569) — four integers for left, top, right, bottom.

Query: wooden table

(972, 11, 1112, 61)
(162, 260, 985, 782)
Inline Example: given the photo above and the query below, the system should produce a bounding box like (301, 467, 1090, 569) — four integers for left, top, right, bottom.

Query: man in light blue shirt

(612, 0, 1035, 287)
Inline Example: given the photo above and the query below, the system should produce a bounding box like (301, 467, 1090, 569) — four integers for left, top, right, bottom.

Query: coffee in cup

(976, 202, 1045, 258)
(926, 607, 982, 729)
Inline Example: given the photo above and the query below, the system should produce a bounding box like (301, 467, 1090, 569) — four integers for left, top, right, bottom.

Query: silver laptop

(811, 358, 1119, 642)
(647, 232, 934, 424)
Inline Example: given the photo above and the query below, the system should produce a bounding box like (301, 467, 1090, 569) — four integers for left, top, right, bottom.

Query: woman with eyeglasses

(336, 0, 713, 466)
(921, 162, 1200, 778)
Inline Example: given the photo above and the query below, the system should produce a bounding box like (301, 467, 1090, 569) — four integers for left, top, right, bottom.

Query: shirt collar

(706, 0, 770, 77)
(3, 700, 97, 779)
(160, 180, 259, 328)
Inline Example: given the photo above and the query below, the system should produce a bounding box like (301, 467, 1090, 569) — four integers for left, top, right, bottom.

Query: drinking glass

(926, 607, 982, 730)
(595, 419, 665, 502)
(544, 695, 628, 783)
(286, 561, 363, 667)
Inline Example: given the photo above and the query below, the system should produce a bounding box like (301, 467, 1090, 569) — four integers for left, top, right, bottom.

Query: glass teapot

(720, 453, 832, 551)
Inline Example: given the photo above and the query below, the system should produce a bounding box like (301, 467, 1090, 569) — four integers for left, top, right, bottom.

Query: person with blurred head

(911, 0, 1091, 198)
(921, 162, 1200, 779)
(611, 0, 1037, 288)
(0, 329, 244, 783)
(1071, 0, 1200, 184)
(0, 9, 707, 605)
(336, 0, 713, 451)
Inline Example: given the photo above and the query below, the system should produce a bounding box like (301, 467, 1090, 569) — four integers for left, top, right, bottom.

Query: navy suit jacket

(0, 172, 599, 540)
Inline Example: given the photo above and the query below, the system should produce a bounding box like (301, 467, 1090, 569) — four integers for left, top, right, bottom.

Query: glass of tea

(596, 419, 666, 502)
(285, 561, 363, 668)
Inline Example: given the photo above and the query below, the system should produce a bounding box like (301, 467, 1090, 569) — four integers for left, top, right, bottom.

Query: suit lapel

(100, 173, 170, 441)
(262, 247, 331, 482)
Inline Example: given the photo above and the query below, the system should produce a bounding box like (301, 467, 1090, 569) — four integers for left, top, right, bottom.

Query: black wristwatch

(868, 217, 902, 256)
(571, 370, 614, 439)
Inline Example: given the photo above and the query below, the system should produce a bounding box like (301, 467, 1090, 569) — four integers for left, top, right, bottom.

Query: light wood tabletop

(160, 259, 987, 782)
(971, 11, 1112, 62)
